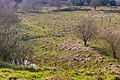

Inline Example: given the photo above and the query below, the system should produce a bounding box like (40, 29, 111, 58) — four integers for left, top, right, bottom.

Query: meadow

(0, 7, 120, 80)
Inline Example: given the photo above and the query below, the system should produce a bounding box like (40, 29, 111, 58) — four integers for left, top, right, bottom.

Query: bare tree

(100, 29, 120, 59)
(52, 0, 62, 11)
(50, 0, 67, 11)
(90, 0, 101, 10)
(0, 0, 19, 11)
(20, 0, 48, 12)
(67, 0, 74, 10)
(75, 18, 98, 46)
(19, 0, 33, 12)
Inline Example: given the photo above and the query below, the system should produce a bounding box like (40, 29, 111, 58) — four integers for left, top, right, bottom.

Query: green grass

(1, 7, 120, 80)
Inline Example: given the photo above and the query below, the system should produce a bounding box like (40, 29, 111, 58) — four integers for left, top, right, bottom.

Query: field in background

(0, 7, 120, 80)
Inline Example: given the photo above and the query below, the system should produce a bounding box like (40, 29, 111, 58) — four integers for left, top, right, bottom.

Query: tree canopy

(71, 0, 117, 6)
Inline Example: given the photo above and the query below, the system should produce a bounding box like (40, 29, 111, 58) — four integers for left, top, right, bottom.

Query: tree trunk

(84, 40, 87, 47)
(111, 46, 117, 58)
(70, 3, 74, 11)
(112, 49, 117, 58)
(57, 6, 61, 11)
(94, 6, 97, 10)
(15, 60, 18, 64)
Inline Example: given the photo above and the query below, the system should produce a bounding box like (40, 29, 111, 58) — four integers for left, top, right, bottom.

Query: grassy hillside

(1, 9, 120, 80)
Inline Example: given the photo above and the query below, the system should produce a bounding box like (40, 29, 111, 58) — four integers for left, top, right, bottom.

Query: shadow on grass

(17, 11, 51, 14)
(92, 46, 120, 60)
(17, 7, 92, 14)
(91, 47, 111, 57)
(97, 10, 120, 13)
(52, 7, 91, 12)
(0, 63, 40, 72)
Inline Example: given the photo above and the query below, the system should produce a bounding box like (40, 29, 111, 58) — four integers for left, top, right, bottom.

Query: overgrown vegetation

(6, 7, 119, 79)
(0, 6, 34, 65)
(1, 1, 120, 79)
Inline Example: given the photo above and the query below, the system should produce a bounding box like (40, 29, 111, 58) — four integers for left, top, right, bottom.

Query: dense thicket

(71, 0, 117, 6)
(14, 0, 118, 6)
(1, 0, 120, 12)
(0, 6, 34, 65)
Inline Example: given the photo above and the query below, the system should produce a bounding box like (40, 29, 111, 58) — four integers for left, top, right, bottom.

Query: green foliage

(71, 0, 117, 6)
(72, 0, 85, 6)
(0, 62, 13, 68)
